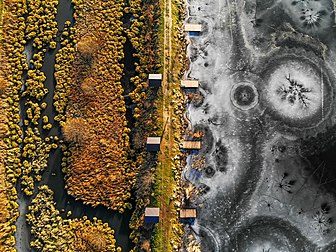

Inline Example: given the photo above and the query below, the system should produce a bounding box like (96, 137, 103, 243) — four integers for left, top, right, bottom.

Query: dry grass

(63, 0, 134, 212)
(151, 0, 188, 250)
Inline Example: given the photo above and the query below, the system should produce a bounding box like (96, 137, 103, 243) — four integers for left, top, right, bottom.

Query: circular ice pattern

(228, 217, 313, 252)
(266, 60, 323, 121)
(231, 82, 259, 110)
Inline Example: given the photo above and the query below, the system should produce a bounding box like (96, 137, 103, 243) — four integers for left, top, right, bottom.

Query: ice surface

(266, 60, 323, 120)
(184, 0, 336, 251)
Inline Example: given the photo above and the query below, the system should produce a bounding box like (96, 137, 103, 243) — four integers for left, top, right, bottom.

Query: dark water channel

(299, 125, 336, 197)
(16, 0, 135, 251)
(306, 140, 336, 197)
(121, 37, 136, 137)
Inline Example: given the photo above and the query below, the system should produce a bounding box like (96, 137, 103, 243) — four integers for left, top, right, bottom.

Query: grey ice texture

(184, 0, 336, 251)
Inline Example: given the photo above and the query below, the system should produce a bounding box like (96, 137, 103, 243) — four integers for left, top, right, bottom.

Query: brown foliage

(73, 228, 107, 251)
(77, 35, 100, 61)
(62, 117, 89, 145)
(80, 77, 97, 94)
(70, 219, 118, 252)
(0, 0, 26, 250)
(141, 240, 151, 252)
(65, 0, 134, 212)
(0, 77, 8, 95)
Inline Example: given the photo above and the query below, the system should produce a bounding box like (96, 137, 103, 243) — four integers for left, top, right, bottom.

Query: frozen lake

(184, 0, 336, 251)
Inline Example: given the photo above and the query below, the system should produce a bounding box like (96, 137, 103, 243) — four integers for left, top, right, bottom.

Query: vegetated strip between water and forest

(149, 0, 189, 250)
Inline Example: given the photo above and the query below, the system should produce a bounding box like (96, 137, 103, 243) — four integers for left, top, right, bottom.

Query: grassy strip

(126, 0, 164, 250)
(0, 58, 18, 251)
(126, 0, 188, 249)
(151, 0, 188, 250)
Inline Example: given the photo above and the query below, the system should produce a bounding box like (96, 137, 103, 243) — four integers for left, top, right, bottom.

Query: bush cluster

(19, 0, 61, 196)
(25, 0, 58, 49)
(27, 185, 122, 252)
(27, 185, 74, 251)
(69, 217, 121, 252)
(21, 128, 58, 195)
(0, 0, 28, 249)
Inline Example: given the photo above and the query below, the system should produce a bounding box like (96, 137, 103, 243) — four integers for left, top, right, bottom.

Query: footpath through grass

(152, 0, 187, 250)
